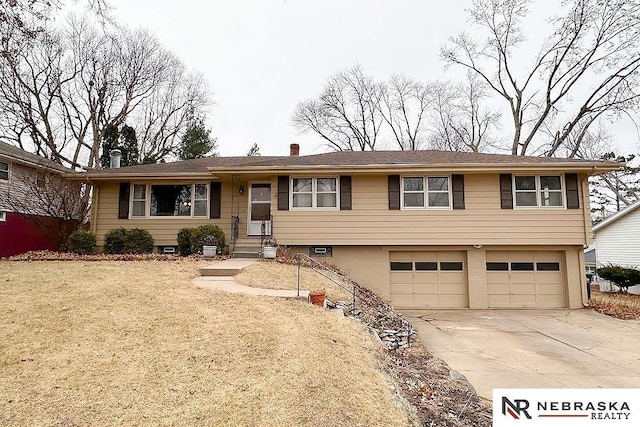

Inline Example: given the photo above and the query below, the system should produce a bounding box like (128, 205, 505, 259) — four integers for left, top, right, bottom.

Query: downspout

(581, 167, 597, 307)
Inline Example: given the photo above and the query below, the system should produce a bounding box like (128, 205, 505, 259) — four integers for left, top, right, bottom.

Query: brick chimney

(289, 143, 300, 156)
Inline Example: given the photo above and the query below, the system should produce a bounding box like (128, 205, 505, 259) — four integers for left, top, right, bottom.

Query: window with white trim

(131, 183, 209, 218)
(514, 175, 563, 208)
(291, 177, 338, 209)
(401, 176, 451, 209)
(132, 184, 147, 217)
(0, 161, 8, 181)
(0, 211, 6, 222)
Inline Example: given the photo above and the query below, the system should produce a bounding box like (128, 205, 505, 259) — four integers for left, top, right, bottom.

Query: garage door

(486, 251, 566, 308)
(390, 251, 467, 308)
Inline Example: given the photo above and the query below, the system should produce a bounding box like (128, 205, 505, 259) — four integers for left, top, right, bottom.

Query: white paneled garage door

(486, 251, 566, 308)
(390, 251, 467, 308)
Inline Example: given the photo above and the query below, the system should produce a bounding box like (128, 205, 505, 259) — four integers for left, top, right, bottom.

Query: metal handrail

(296, 253, 356, 306)
(294, 253, 414, 338)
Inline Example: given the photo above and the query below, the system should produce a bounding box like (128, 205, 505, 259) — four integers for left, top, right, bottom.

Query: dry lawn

(590, 289, 640, 320)
(0, 260, 412, 426)
(235, 261, 353, 302)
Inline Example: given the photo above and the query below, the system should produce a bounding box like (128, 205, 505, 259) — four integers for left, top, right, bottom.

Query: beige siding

(293, 244, 586, 309)
(93, 179, 250, 247)
(272, 173, 589, 246)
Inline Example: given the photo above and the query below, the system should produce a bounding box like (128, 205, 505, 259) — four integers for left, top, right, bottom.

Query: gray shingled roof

(80, 149, 620, 178)
(0, 141, 71, 173)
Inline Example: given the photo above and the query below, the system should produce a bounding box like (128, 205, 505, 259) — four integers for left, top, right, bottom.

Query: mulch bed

(347, 284, 493, 426)
(589, 290, 640, 320)
(6, 250, 218, 262)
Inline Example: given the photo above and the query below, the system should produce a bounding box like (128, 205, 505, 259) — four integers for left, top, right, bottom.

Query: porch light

(239, 186, 244, 195)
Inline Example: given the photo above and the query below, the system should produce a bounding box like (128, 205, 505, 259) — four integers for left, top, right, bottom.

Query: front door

(248, 182, 272, 236)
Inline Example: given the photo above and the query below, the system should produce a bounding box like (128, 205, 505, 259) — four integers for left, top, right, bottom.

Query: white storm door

(247, 182, 272, 236)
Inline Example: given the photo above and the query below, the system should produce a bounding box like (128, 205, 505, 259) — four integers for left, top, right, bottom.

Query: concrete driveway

(404, 309, 640, 401)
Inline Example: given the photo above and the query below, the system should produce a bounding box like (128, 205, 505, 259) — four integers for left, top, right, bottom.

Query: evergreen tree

(178, 117, 217, 160)
(100, 124, 120, 169)
(246, 142, 261, 156)
(119, 124, 139, 166)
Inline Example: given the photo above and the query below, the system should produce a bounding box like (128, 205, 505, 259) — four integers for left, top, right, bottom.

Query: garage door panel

(487, 250, 566, 308)
(390, 294, 414, 306)
(390, 251, 467, 308)
(537, 295, 565, 307)
(488, 294, 511, 306)
(510, 294, 537, 305)
(414, 283, 439, 295)
(414, 272, 438, 282)
(510, 284, 536, 294)
(537, 284, 564, 295)
(439, 295, 468, 307)
(390, 272, 413, 284)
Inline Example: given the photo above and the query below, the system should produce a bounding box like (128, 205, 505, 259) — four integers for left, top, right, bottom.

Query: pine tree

(119, 124, 139, 166)
(100, 124, 120, 169)
(178, 117, 217, 160)
(246, 142, 261, 156)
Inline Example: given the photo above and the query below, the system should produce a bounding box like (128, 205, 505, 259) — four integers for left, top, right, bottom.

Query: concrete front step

(199, 259, 257, 276)
(232, 251, 261, 259)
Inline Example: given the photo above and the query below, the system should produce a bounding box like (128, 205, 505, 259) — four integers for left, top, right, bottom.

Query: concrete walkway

(193, 258, 310, 299)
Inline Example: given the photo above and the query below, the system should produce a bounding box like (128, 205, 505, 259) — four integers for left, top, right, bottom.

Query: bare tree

(378, 74, 432, 150)
(0, 15, 210, 169)
(429, 72, 502, 153)
(0, 169, 90, 250)
(441, 0, 640, 158)
(292, 65, 384, 151)
(590, 153, 640, 222)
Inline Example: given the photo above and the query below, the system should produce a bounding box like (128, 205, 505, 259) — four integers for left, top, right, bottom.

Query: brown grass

(235, 260, 353, 302)
(590, 290, 640, 320)
(0, 260, 412, 426)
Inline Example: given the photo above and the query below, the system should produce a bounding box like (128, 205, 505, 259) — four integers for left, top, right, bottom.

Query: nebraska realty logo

(493, 389, 640, 426)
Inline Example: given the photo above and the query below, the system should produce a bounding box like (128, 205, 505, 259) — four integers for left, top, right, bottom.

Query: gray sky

(104, 0, 638, 157)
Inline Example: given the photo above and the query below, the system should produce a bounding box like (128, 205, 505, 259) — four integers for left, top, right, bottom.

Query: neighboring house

(77, 145, 620, 309)
(590, 200, 640, 294)
(0, 142, 72, 257)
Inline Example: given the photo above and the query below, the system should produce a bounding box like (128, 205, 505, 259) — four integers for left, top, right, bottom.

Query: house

(590, 200, 640, 294)
(77, 144, 620, 309)
(0, 142, 73, 257)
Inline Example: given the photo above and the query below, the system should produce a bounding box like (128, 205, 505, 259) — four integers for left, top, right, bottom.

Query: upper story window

(0, 211, 6, 222)
(0, 161, 8, 181)
(514, 175, 563, 208)
(131, 183, 209, 218)
(291, 177, 338, 209)
(401, 176, 451, 209)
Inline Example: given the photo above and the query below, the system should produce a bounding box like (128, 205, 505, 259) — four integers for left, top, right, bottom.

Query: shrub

(190, 224, 226, 255)
(177, 227, 194, 256)
(123, 228, 154, 254)
(597, 265, 640, 293)
(103, 227, 128, 254)
(67, 230, 97, 255)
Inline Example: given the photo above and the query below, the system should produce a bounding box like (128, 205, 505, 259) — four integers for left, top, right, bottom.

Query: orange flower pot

(309, 291, 325, 307)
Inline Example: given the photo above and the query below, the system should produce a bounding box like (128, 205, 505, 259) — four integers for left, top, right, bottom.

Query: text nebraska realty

(504, 397, 631, 420)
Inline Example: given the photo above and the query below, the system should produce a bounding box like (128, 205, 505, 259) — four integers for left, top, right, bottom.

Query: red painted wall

(0, 212, 59, 257)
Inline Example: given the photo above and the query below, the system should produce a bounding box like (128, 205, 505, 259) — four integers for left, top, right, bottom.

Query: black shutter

(278, 176, 289, 210)
(388, 175, 400, 210)
(118, 182, 130, 219)
(340, 176, 352, 210)
(565, 173, 580, 209)
(210, 182, 221, 218)
(500, 174, 513, 209)
(452, 174, 465, 210)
